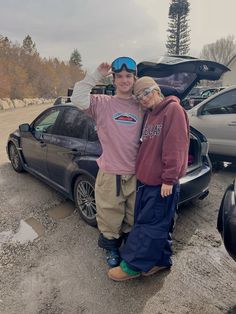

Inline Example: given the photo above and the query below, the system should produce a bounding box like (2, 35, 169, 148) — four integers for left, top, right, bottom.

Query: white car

(188, 86, 236, 164)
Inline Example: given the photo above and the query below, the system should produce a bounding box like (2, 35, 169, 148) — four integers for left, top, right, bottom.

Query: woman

(108, 76, 190, 281)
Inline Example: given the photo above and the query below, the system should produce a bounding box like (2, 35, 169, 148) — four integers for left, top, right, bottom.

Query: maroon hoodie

(136, 96, 189, 185)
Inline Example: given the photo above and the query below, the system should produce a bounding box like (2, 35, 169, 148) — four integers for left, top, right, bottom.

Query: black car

(217, 179, 236, 262)
(181, 87, 223, 110)
(6, 56, 229, 227)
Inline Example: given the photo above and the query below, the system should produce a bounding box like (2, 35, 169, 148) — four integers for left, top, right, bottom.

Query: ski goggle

(135, 85, 158, 101)
(111, 57, 137, 73)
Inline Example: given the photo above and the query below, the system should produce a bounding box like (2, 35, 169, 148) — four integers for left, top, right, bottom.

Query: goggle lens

(135, 85, 157, 101)
(112, 57, 136, 73)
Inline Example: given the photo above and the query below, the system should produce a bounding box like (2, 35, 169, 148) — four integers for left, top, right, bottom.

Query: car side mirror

(19, 123, 30, 132)
(188, 107, 200, 117)
(197, 105, 207, 116)
(200, 107, 209, 116)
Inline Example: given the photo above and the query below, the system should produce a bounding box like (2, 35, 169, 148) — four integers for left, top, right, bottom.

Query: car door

(190, 88, 236, 157)
(46, 107, 90, 190)
(21, 107, 61, 177)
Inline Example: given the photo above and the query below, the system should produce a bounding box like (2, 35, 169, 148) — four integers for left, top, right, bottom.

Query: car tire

(74, 175, 97, 227)
(9, 143, 24, 173)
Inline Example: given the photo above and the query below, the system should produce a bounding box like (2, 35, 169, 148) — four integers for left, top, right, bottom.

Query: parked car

(200, 87, 224, 98)
(217, 179, 236, 262)
(188, 86, 236, 164)
(6, 56, 229, 226)
(182, 87, 225, 109)
(66, 85, 115, 101)
(182, 86, 211, 109)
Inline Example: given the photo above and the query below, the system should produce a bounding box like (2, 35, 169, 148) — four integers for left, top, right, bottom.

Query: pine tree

(22, 35, 37, 55)
(0, 35, 9, 46)
(69, 49, 82, 67)
(166, 0, 190, 56)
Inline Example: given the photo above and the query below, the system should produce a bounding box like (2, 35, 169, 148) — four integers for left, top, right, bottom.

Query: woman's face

(138, 89, 162, 110)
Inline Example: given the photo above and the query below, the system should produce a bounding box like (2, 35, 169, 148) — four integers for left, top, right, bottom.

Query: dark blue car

(6, 56, 229, 226)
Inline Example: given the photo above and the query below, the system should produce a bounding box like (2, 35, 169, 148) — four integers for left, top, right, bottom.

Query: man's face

(113, 70, 135, 94)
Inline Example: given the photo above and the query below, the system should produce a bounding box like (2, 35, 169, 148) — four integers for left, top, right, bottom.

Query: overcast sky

(1, 0, 236, 70)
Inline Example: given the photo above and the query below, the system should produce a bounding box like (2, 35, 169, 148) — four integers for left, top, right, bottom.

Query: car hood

(137, 56, 229, 100)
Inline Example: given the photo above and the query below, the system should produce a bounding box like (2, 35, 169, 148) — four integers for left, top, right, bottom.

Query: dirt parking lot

(0, 105, 236, 314)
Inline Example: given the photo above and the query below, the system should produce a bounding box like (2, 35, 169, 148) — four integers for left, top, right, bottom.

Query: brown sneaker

(108, 266, 141, 282)
(142, 266, 170, 277)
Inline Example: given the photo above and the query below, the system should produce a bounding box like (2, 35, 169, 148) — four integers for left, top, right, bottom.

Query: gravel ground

(0, 106, 236, 314)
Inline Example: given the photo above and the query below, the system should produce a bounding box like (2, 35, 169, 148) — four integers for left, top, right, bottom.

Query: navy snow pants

(120, 181, 180, 272)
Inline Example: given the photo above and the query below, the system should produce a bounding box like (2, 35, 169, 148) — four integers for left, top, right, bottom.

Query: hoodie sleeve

(71, 70, 103, 118)
(161, 101, 189, 185)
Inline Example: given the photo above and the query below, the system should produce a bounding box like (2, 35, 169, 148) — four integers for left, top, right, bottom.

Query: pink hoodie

(85, 94, 144, 174)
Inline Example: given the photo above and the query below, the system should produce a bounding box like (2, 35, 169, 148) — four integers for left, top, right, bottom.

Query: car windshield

(153, 72, 197, 94)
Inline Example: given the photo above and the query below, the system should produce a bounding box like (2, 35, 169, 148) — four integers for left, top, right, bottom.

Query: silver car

(188, 86, 236, 163)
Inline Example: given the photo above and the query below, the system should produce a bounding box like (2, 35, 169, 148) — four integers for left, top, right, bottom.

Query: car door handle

(39, 140, 47, 147)
(70, 149, 81, 155)
(228, 122, 236, 126)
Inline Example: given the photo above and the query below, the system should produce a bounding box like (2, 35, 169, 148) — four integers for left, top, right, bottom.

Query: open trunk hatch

(137, 56, 230, 99)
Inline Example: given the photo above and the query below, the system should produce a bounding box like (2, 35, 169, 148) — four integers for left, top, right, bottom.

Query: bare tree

(200, 35, 236, 65)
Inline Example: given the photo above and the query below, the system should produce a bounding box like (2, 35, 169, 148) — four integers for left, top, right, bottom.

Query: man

(108, 76, 189, 281)
(71, 57, 143, 267)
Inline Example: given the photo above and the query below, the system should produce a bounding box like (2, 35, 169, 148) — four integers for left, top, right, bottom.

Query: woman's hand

(97, 62, 112, 77)
(161, 184, 173, 197)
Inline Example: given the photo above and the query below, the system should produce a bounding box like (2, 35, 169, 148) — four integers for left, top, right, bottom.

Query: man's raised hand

(97, 62, 112, 77)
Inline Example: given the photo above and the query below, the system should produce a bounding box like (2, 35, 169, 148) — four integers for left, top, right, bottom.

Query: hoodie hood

(152, 95, 181, 115)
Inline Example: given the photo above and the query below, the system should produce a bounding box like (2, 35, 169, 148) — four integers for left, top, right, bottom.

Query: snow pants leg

(120, 182, 180, 272)
(95, 170, 136, 250)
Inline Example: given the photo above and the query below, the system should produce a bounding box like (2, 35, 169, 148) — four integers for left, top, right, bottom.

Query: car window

(154, 72, 196, 94)
(201, 89, 236, 115)
(33, 108, 60, 133)
(55, 108, 98, 141)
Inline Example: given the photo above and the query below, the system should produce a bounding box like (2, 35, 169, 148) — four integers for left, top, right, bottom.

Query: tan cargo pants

(95, 169, 137, 240)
